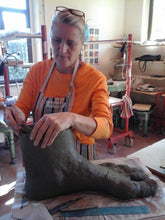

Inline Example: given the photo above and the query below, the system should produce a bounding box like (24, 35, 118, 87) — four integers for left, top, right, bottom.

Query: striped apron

(32, 59, 97, 160)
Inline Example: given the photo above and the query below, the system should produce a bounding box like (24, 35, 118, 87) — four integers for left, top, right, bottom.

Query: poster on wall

(81, 26, 99, 64)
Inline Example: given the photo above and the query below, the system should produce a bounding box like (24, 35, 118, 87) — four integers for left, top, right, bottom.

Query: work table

(11, 152, 165, 220)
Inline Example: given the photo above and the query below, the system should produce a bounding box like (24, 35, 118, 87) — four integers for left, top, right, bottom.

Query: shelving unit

(132, 74, 165, 80)
(130, 42, 165, 135)
(0, 25, 48, 96)
(106, 34, 134, 153)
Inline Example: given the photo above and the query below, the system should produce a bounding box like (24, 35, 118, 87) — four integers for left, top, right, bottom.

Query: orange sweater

(15, 59, 113, 145)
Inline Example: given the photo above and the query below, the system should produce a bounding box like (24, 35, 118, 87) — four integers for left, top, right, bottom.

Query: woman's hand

(30, 112, 96, 149)
(30, 112, 74, 149)
(4, 106, 25, 136)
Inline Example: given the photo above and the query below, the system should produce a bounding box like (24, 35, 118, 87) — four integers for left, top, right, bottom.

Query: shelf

(84, 39, 123, 45)
(133, 60, 165, 64)
(107, 83, 126, 92)
(0, 30, 42, 42)
(133, 75, 165, 80)
(109, 96, 123, 106)
(131, 89, 165, 95)
(132, 43, 165, 47)
(14, 33, 42, 39)
(17, 63, 33, 68)
(110, 60, 165, 64)
(6, 62, 33, 68)
(113, 42, 165, 48)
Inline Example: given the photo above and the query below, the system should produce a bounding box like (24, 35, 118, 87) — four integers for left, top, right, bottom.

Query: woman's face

(51, 22, 83, 73)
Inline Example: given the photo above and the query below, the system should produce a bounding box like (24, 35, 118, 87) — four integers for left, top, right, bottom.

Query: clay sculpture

(19, 124, 158, 201)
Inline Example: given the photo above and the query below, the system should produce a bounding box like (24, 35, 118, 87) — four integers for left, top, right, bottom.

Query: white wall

(44, 0, 125, 41)
(28, 0, 126, 78)
(124, 0, 150, 41)
(124, 0, 144, 41)
(38, 0, 150, 43)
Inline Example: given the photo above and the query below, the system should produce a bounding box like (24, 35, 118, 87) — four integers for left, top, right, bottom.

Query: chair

(132, 103, 154, 137)
(0, 123, 15, 164)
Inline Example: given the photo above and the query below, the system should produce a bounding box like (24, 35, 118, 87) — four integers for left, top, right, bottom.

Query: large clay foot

(19, 124, 158, 201)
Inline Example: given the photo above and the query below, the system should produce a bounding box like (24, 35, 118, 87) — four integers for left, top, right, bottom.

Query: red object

(125, 34, 132, 133)
(162, 94, 165, 128)
(4, 65, 10, 96)
(41, 25, 48, 60)
(153, 92, 165, 131)
(107, 34, 134, 154)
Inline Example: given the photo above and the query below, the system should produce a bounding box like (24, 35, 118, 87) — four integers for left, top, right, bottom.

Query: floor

(0, 122, 164, 219)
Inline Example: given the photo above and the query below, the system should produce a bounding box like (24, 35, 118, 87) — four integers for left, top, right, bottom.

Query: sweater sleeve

(88, 73, 113, 139)
(14, 63, 43, 120)
(14, 60, 54, 120)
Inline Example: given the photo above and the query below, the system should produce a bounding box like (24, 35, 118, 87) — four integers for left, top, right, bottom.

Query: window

(148, 0, 165, 40)
(0, 0, 30, 84)
(0, 0, 30, 30)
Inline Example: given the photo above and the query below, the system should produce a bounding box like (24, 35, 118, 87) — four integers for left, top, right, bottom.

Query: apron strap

(40, 60, 56, 93)
(67, 59, 79, 112)
(38, 58, 79, 112)
(70, 59, 79, 89)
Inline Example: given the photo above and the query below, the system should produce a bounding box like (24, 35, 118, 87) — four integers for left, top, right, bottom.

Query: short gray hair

(50, 10, 85, 42)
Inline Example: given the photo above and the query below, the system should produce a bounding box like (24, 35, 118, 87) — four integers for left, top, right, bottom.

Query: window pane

(0, 39, 29, 84)
(8, 66, 29, 82)
(150, 0, 165, 40)
(8, 39, 29, 82)
(8, 39, 29, 63)
(0, 0, 26, 9)
(3, 12, 27, 30)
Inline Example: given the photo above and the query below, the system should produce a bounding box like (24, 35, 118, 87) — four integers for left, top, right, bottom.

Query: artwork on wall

(81, 26, 99, 64)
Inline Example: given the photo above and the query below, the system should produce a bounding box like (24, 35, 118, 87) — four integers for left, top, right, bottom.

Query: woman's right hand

(4, 106, 25, 136)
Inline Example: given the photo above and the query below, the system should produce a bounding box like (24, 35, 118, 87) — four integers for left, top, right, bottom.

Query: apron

(32, 59, 97, 160)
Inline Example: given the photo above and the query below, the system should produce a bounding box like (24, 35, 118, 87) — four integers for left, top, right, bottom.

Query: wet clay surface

(19, 124, 158, 201)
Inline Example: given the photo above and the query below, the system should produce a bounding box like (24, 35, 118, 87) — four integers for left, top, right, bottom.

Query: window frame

(148, 0, 165, 41)
(0, 0, 30, 30)
(0, 0, 31, 85)
(147, 0, 154, 40)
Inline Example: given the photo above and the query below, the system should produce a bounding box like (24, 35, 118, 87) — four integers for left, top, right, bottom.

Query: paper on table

(11, 157, 165, 220)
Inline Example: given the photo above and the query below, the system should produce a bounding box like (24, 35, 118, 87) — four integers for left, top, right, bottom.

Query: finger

(30, 118, 44, 140)
(30, 119, 46, 146)
(12, 107, 26, 135)
(4, 108, 19, 135)
(12, 106, 25, 125)
(41, 122, 61, 148)
(47, 127, 60, 147)
(4, 106, 26, 136)
(41, 125, 57, 149)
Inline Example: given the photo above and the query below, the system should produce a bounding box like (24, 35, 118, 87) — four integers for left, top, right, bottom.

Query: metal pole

(126, 34, 132, 97)
(125, 34, 132, 132)
(41, 25, 48, 60)
(4, 65, 10, 97)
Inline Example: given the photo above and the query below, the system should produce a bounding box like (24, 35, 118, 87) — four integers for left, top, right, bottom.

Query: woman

(5, 6, 113, 160)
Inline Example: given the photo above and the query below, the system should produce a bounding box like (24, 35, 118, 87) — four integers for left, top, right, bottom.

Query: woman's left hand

(30, 112, 73, 149)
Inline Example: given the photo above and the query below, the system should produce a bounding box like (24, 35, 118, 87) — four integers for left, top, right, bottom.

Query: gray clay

(19, 124, 158, 201)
